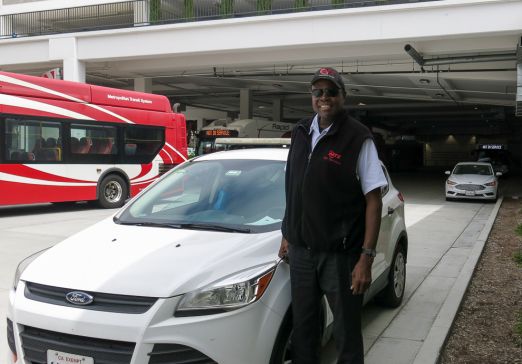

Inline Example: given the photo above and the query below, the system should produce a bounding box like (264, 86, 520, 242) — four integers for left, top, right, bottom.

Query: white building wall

(0, 0, 521, 77)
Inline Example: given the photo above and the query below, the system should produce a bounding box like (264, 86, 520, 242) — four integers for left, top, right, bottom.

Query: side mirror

(445, 171, 451, 175)
(496, 172, 502, 176)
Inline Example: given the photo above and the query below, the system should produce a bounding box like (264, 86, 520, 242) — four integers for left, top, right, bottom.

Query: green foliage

(220, 0, 234, 16)
(515, 311, 522, 346)
(331, 0, 344, 6)
(294, 0, 309, 10)
(514, 251, 522, 267)
(515, 223, 522, 237)
(188, 149, 197, 159)
(149, 0, 161, 23)
(183, 0, 194, 20)
(257, 0, 272, 12)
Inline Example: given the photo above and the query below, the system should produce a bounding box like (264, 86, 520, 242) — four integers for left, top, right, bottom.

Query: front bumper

(7, 272, 289, 364)
(445, 185, 497, 200)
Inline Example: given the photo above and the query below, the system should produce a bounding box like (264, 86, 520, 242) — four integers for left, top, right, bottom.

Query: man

(279, 67, 387, 364)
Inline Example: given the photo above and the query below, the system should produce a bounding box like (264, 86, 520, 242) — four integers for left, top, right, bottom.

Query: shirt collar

(310, 114, 332, 135)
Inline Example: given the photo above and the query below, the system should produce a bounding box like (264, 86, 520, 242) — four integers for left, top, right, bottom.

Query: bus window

(5, 118, 62, 162)
(124, 126, 164, 161)
(70, 124, 117, 156)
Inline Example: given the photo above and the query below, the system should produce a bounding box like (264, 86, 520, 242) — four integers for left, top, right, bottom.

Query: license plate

(47, 350, 94, 364)
(465, 191, 475, 196)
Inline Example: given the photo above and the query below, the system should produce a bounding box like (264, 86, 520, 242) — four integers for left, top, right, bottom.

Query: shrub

(515, 223, 522, 237)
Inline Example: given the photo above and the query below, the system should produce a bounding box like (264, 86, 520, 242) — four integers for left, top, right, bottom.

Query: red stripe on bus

(0, 165, 93, 183)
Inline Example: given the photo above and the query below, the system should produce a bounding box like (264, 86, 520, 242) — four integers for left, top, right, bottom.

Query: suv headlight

(175, 262, 277, 316)
(13, 248, 50, 290)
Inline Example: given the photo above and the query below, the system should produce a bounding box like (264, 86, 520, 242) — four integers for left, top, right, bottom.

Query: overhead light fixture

(435, 93, 445, 97)
(357, 102, 366, 106)
(272, 83, 283, 88)
(419, 78, 430, 84)
(351, 88, 360, 93)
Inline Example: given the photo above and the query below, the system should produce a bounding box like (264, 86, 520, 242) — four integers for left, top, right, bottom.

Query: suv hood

(22, 217, 281, 298)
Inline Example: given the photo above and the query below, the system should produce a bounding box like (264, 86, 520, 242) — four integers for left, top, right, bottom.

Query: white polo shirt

(310, 114, 388, 195)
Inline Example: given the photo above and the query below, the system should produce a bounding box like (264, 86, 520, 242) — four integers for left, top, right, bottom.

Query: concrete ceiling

(1, 1, 521, 138)
(78, 52, 519, 137)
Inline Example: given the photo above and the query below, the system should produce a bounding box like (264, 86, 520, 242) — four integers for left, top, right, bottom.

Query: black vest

(282, 111, 372, 252)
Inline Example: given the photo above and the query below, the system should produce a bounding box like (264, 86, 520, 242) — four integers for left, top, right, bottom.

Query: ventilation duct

(515, 37, 522, 116)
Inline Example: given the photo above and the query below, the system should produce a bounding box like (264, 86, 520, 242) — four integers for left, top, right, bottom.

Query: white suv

(7, 148, 407, 364)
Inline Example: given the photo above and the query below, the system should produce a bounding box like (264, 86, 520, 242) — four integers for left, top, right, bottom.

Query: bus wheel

(98, 175, 127, 209)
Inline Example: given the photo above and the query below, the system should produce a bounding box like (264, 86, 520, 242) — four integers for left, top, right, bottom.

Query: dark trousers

(288, 244, 364, 364)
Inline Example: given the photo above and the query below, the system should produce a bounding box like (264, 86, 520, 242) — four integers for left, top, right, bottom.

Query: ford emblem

(65, 291, 94, 306)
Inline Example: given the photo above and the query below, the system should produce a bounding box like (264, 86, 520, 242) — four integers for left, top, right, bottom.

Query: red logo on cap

(319, 68, 335, 76)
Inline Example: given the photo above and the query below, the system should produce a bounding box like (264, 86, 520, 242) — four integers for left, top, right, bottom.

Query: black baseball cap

(311, 67, 345, 92)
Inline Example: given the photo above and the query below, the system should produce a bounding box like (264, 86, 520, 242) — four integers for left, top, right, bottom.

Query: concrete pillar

(134, 0, 150, 26)
(272, 98, 283, 122)
(49, 37, 86, 83)
(63, 58, 86, 83)
(134, 77, 152, 93)
(240, 88, 253, 119)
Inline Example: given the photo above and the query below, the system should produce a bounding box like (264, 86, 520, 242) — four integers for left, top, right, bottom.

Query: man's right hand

(278, 237, 289, 263)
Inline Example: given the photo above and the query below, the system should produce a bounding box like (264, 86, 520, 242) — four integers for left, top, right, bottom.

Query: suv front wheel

(376, 243, 406, 308)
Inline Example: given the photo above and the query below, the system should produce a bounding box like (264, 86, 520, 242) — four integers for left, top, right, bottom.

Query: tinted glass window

(118, 159, 286, 233)
(5, 118, 62, 162)
(124, 126, 164, 161)
(70, 124, 117, 156)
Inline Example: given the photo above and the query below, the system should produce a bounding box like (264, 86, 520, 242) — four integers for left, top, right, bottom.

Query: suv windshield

(117, 159, 286, 233)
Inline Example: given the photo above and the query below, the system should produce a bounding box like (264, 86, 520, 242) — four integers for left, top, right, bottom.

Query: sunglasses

(311, 87, 340, 98)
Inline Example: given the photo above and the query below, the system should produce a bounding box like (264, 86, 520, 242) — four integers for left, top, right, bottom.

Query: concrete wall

(424, 135, 478, 168)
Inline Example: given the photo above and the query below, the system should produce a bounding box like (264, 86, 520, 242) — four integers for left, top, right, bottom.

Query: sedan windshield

(117, 159, 286, 233)
(453, 164, 492, 175)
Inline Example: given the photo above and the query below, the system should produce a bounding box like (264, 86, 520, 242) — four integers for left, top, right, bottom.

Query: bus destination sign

(200, 129, 239, 137)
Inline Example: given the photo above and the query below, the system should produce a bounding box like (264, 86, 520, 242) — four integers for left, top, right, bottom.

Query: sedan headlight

(175, 262, 277, 316)
(13, 248, 50, 290)
(484, 181, 497, 187)
(446, 179, 457, 185)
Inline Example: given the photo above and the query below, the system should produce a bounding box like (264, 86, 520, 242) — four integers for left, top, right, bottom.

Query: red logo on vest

(324, 150, 342, 165)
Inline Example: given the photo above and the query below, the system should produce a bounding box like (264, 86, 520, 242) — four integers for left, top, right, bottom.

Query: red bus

(0, 71, 187, 208)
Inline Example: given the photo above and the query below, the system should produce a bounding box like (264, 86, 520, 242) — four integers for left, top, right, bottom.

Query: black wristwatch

(361, 248, 377, 257)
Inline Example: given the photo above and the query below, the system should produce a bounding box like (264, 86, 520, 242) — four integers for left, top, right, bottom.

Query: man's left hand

(351, 255, 373, 295)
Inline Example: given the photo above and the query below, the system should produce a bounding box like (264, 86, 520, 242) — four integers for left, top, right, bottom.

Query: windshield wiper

(113, 218, 250, 233)
(179, 223, 251, 234)
(114, 220, 183, 229)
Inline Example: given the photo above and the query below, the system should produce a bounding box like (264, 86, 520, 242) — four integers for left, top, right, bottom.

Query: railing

(0, 0, 437, 39)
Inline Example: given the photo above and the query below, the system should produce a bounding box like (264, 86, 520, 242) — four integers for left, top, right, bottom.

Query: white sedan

(445, 162, 501, 201)
(7, 148, 408, 364)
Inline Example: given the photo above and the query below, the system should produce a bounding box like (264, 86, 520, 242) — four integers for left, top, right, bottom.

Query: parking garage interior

(1, 0, 522, 175)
